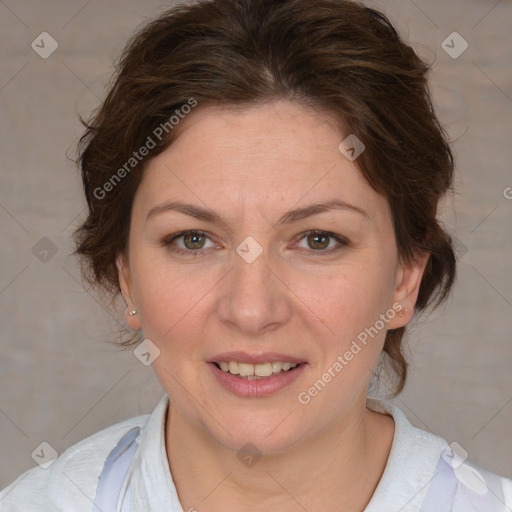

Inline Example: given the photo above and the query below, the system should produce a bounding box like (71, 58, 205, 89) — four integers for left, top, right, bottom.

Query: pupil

(309, 234, 328, 250)
(184, 233, 205, 249)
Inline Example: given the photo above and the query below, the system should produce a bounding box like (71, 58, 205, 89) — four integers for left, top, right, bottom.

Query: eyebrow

(145, 198, 370, 226)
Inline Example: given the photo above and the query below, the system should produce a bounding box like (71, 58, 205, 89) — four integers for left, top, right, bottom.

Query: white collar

(123, 393, 181, 510)
(364, 398, 447, 511)
(121, 394, 447, 511)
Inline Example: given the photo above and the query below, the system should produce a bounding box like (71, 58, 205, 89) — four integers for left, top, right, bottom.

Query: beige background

(1, 0, 511, 490)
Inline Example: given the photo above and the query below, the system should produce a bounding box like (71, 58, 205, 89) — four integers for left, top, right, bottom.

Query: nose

(216, 247, 292, 336)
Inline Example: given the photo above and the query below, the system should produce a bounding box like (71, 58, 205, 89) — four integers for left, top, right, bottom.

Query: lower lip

(208, 362, 306, 397)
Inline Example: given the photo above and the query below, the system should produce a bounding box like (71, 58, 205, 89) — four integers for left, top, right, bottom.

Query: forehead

(136, 100, 390, 225)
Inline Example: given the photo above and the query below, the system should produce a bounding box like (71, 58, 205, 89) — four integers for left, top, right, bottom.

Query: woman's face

(118, 100, 427, 453)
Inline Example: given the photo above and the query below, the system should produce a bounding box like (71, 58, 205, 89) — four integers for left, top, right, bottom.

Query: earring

(128, 310, 138, 316)
(398, 307, 409, 317)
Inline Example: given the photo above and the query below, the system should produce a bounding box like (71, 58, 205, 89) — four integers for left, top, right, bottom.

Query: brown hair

(73, 0, 456, 396)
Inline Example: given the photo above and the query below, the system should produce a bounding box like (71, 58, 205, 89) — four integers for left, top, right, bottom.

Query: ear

(116, 252, 141, 330)
(386, 251, 430, 329)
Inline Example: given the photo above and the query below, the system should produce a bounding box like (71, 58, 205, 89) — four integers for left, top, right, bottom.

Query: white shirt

(1, 393, 511, 511)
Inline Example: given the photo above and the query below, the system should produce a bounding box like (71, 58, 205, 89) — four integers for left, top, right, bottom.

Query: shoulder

(0, 413, 149, 511)
(366, 399, 512, 511)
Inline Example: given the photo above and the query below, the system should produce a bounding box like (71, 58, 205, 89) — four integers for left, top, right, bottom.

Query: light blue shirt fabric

(1, 393, 511, 511)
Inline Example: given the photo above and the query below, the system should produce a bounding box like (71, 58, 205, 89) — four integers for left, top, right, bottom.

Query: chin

(206, 410, 305, 456)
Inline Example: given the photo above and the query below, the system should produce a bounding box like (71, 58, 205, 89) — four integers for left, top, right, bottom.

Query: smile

(208, 356, 306, 397)
(215, 361, 299, 379)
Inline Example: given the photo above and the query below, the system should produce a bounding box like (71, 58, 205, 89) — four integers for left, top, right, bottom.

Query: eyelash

(162, 229, 348, 256)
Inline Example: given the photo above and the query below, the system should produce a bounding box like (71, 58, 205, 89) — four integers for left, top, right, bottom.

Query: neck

(165, 396, 394, 512)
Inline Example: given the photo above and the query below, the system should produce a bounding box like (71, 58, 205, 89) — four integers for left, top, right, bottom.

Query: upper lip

(208, 351, 306, 364)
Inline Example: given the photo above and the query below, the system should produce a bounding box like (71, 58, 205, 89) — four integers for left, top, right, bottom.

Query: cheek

(291, 263, 389, 337)
(133, 258, 219, 349)
(291, 264, 396, 393)
(296, 271, 393, 398)
(135, 267, 216, 400)
(299, 275, 362, 336)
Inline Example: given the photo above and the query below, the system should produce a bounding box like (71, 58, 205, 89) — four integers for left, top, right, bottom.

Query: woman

(1, 0, 510, 510)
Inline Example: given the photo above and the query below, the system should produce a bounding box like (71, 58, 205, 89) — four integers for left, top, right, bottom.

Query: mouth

(213, 360, 303, 379)
(207, 352, 307, 397)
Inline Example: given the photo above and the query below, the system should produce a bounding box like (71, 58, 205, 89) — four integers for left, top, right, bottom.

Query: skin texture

(117, 100, 429, 511)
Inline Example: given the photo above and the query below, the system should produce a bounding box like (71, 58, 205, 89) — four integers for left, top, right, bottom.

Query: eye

(164, 230, 217, 255)
(163, 229, 347, 256)
(294, 230, 348, 253)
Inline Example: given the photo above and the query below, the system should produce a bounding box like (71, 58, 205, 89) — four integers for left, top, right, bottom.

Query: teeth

(255, 363, 273, 377)
(238, 362, 254, 377)
(216, 361, 298, 378)
(271, 361, 282, 372)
